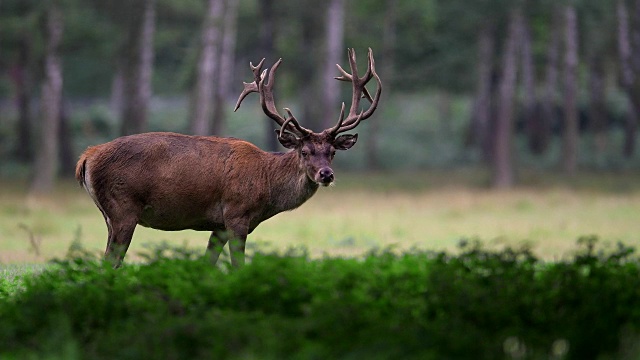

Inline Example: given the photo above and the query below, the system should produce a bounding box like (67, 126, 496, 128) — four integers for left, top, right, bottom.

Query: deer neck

(267, 151, 319, 212)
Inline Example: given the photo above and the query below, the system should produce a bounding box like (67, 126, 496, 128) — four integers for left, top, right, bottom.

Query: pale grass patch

(255, 186, 640, 259)
(1, 176, 639, 263)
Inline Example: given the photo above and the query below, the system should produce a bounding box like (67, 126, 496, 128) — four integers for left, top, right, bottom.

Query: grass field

(1, 169, 639, 264)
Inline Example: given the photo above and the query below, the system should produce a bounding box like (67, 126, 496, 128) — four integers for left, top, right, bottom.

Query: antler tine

(283, 108, 311, 135)
(257, 59, 283, 125)
(335, 109, 364, 133)
(361, 48, 374, 83)
(279, 116, 295, 138)
(250, 58, 266, 74)
(234, 82, 257, 112)
(354, 49, 382, 122)
(235, 58, 309, 137)
(361, 48, 375, 102)
(259, 59, 305, 133)
(328, 102, 346, 136)
(332, 48, 382, 135)
(234, 59, 265, 112)
(335, 50, 373, 103)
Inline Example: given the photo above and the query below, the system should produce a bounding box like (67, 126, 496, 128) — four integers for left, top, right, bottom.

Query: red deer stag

(75, 48, 381, 267)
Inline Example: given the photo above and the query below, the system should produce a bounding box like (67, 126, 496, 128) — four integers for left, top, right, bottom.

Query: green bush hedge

(1, 238, 640, 359)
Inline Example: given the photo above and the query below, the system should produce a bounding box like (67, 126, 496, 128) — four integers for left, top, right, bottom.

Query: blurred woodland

(1, 0, 640, 192)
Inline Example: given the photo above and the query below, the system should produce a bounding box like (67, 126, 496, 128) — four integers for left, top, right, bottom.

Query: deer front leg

(223, 217, 249, 267)
(229, 236, 247, 267)
(205, 228, 230, 265)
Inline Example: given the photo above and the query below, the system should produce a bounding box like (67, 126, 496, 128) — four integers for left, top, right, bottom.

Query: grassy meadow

(1, 169, 640, 264)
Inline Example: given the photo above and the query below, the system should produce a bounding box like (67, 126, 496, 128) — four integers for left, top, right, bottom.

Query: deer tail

(75, 154, 88, 188)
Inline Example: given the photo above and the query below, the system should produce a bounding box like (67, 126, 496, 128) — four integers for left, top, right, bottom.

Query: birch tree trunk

(519, 12, 537, 154)
(299, 12, 322, 132)
(110, 59, 124, 121)
(58, 99, 75, 177)
(562, 5, 579, 175)
(212, 0, 239, 136)
(191, 0, 224, 135)
(31, 3, 63, 194)
(321, 0, 344, 131)
(623, 109, 638, 157)
(492, 9, 521, 189)
(120, 0, 156, 136)
(366, 0, 396, 170)
(469, 22, 495, 162)
(616, 0, 640, 157)
(11, 38, 33, 162)
(588, 56, 607, 158)
(538, 8, 561, 155)
(259, 0, 278, 151)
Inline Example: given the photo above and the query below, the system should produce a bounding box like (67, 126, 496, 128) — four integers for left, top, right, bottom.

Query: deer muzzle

(317, 167, 335, 186)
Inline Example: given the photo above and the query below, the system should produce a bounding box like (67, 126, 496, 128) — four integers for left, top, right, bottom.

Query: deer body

(77, 48, 381, 267)
(77, 132, 317, 231)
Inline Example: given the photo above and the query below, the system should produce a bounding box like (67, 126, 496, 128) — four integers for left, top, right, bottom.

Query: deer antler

(234, 59, 310, 137)
(329, 48, 382, 135)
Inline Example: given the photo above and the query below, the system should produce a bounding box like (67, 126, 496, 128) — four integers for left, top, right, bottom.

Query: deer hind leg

(100, 211, 113, 256)
(206, 228, 229, 265)
(104, 215, 137, 268)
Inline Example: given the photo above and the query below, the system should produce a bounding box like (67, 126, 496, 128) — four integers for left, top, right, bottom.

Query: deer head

(234, 48, 382, 186)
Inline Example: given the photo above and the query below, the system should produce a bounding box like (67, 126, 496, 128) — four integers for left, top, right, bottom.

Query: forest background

(3, 3, 640, 356)
(2, 0, 640, 192)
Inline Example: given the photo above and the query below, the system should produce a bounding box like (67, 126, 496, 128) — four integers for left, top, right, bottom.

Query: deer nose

(318, 167, 334, 184)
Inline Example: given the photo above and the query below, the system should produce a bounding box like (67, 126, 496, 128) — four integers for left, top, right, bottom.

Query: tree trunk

(58, 99, 75, 177)
(519, 12, 537, 154)
(632, 0, 640, 155)
(633, 0, 640, 79)
(492, 9, 521, 189)
(30, 3, 63, 194)
(588, 56, 607, 158)
(438, 92, 452, 136)
(562, 5, 579, 175)
(617, 0, 634, 89)
(623, 106, 638, 157)
(299, 11, 322, 132)
(191, 0, 224, 135)
(365, 0, 396, 170)
(11, 38, 33, 162)
(138, 0, 155, 132)
(259, 0, 278, 151)
(469, 22, 495, 162)
(120, 0, 156, 136)
(321, 0, 344, 131)
(616, 0, 640, 157)
(110, 59, 124, 121)
(538, 8, 561, 155)
(212, 0, 239, 136)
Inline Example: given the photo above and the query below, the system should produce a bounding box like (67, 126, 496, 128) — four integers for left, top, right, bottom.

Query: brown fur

(76, 131, 348, 267)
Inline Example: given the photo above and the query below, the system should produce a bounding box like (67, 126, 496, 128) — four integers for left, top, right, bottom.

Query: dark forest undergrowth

(1, 238, 640, 359)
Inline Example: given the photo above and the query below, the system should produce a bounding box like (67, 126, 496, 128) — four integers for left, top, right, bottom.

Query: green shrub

(1, 239, 639, 359)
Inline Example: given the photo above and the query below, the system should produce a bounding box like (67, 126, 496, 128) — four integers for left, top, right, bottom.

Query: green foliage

(1, 238, 640, 359)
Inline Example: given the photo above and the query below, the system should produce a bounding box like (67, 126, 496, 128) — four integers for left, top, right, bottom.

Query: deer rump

(76, 132, 312, 234)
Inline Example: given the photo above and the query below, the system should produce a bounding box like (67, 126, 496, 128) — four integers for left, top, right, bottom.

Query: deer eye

(301, 150, 309, 158)
(330, 150, 336, 159)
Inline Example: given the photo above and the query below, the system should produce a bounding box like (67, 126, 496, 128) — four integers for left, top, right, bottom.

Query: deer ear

(275, 129, 300, 149)
(334, 133, 358, 150)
